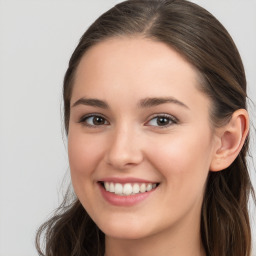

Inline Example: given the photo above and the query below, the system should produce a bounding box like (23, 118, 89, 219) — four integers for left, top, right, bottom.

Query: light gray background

(0, 1, 255, 255)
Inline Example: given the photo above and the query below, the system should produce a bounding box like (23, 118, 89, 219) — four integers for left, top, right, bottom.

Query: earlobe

(210, 109, 249, 172)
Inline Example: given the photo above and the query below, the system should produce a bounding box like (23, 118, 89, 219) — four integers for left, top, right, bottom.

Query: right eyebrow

(71, 98, 109, 109)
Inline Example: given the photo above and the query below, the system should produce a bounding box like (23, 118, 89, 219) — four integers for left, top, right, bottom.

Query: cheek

(146, 130, 212, 193)
(68, 130, 105, 180)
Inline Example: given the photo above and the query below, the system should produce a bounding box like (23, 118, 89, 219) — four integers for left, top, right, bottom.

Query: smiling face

(68, 37, 218, 241)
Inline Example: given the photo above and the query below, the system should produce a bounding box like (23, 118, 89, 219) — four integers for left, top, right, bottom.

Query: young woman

(36, 0, 255, 255)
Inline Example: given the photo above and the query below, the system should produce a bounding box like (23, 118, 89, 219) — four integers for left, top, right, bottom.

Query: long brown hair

(36, 1, 255, 255)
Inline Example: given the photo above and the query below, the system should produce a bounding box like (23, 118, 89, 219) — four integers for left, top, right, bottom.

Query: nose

(105, 124, 144, 170)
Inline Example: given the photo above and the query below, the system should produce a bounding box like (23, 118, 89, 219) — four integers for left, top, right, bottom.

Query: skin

(68, 37, 229, 256)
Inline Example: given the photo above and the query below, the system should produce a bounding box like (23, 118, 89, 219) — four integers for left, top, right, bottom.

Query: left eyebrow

(138, 97, 189, 109)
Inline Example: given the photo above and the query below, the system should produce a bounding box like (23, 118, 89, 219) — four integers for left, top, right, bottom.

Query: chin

(98, 220, 152, 240)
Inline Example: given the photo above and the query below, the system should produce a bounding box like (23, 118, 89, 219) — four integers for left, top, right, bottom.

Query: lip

(97, 179, 159, 207)
(99, 177, 158, 184)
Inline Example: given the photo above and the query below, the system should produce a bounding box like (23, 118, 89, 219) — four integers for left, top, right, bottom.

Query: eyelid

(78, 112, 178, 128)
(144, 113, 179, 128)
(78, 113, 110, 127)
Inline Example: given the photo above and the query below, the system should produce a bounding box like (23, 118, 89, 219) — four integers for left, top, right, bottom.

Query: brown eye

(146, 114, 178, 128)
(92, 116, 106, 125)
(156, 117, 170, 126)
(80, 115, 109, 127)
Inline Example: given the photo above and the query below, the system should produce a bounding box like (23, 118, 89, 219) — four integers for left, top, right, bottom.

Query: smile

(102, 182, 158, 196)
(98, 179, 160, 206)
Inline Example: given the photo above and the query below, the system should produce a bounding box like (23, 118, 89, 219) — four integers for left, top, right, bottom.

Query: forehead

(75, 36, 198, 84)
(72, 37, 209, 112)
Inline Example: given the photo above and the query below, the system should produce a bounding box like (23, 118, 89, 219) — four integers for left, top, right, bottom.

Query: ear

(210, 109, 249, 172)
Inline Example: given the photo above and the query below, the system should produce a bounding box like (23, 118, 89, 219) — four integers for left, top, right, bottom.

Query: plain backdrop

(0, 1, 255, 255)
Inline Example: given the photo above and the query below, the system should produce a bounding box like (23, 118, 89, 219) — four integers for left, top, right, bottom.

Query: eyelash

(79, 114, 109, 128)
(145, 114, 178, 128)
(78, 113, 178, 128)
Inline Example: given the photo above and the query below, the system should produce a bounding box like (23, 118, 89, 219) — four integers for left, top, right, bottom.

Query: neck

(105, 215, 206, 256)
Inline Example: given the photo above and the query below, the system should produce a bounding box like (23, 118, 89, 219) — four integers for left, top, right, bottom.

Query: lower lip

(98, 183, 157, 207)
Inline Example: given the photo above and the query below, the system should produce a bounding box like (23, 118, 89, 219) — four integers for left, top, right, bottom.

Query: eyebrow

(72, 98, 109, 109)
(72, 96, 189, 109)
(138, 97, 189, 109)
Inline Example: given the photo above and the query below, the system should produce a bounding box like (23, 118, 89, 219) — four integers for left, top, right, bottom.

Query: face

(68, 37, 218, 240)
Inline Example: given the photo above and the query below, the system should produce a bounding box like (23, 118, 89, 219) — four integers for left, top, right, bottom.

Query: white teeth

(114, 183, 123, 195)
(140, 183, 146, 193)
(105, 182, 110, 191)
(123, 183, 133, 195)
(109, 182, 115, 192)
(133, 183, 140, 194)
(103, 182, 158, 196)
(146, 183, 153, 192)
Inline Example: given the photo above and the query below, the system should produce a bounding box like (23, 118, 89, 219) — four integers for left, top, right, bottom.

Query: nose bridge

(106, 121, 143, 169)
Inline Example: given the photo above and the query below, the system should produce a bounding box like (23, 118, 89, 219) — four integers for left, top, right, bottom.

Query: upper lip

(98, 177, 159, 184)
